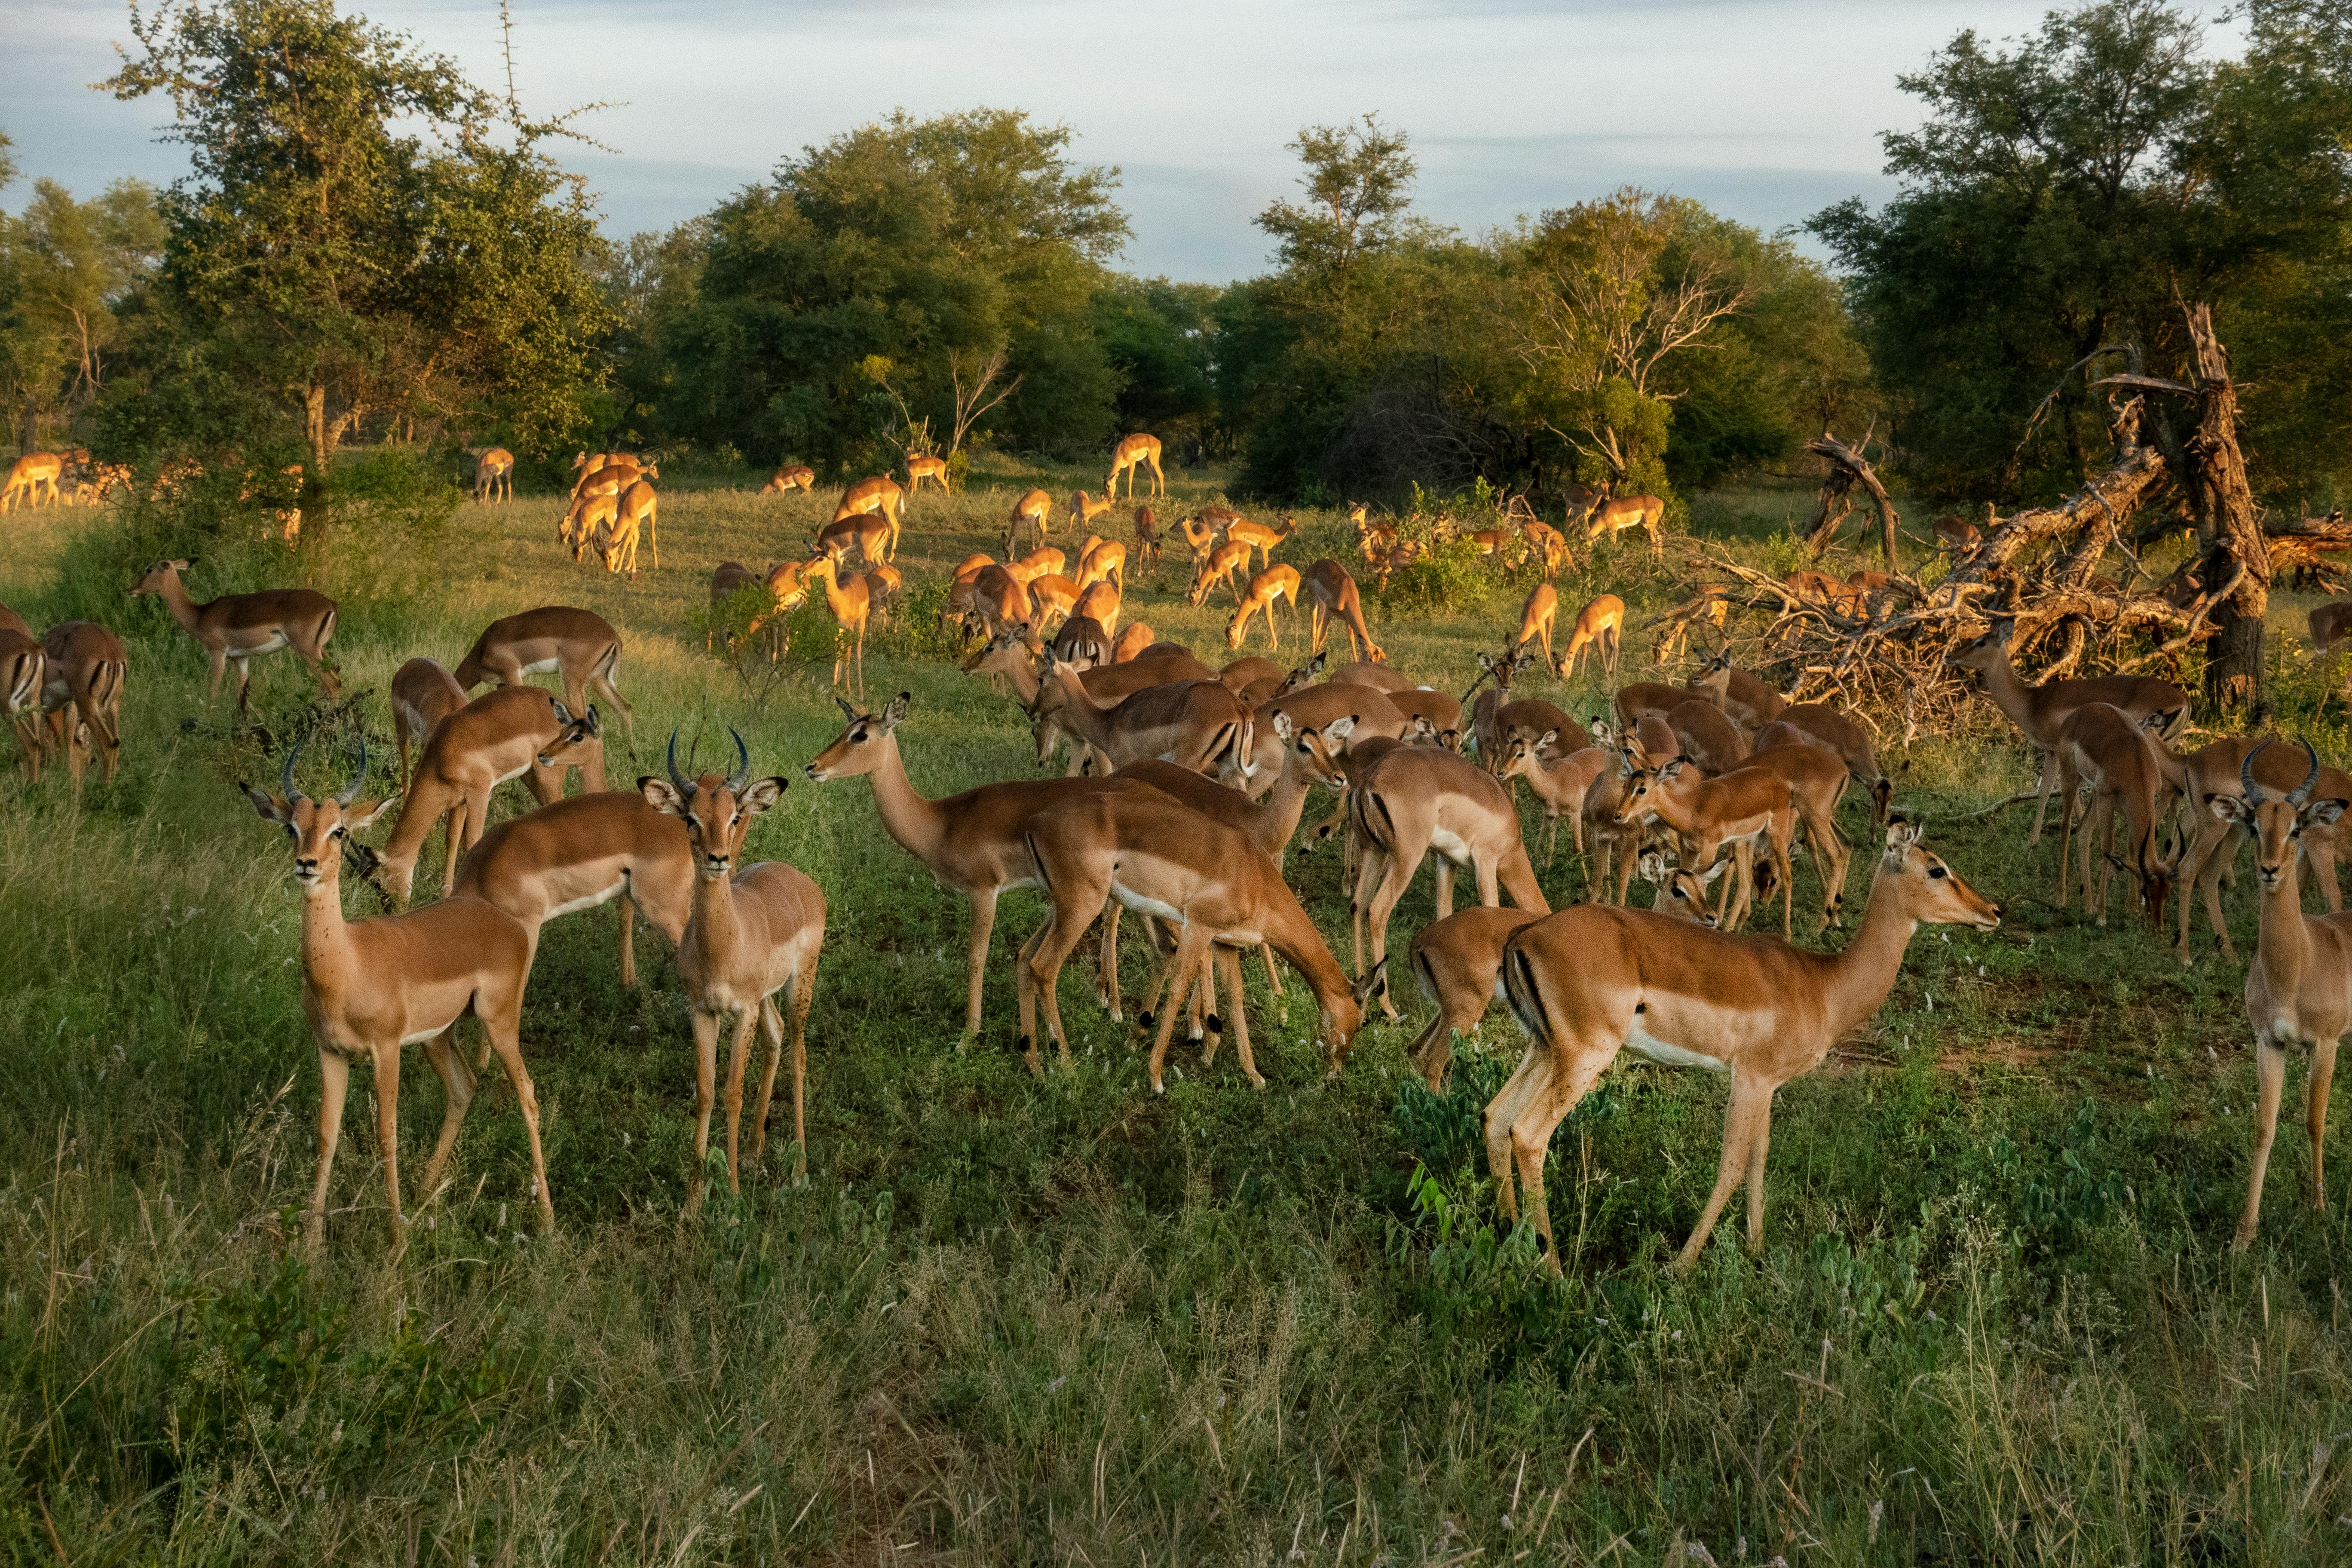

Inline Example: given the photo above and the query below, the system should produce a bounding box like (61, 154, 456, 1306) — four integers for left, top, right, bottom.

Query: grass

(1, 459, 2349, 1563)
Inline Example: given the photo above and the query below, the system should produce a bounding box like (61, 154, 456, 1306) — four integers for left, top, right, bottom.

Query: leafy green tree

(657, 108, 1128, 472)
(1091, 276, 1220, 455)
(103, 0, 612, 472)
(0, 180, 165, 447)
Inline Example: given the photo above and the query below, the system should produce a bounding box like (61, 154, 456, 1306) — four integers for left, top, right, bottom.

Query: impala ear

(1637, 849, 1666, 884)
(241, 783, 293, 824)
(1477, 652, 1495, 673)
(1883, 815, 1922, 856)
(550, 697, 574, 725)
(881, 692, 911, 731)
(739, 776, 787, 813)
(1272, 710, 1295, 741)
(1325, 714, 1357, 742)
(583, 704, 602, 738)
(1538, 728, 1559, 750)
(342, 797, 394, 830)
(2305, 798, 2348, 829)
(640, 776, 687, 816)
(1351, 958, 1390, 1005)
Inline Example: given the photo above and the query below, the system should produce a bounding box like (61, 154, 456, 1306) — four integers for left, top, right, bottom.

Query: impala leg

(308, 1048, 350, 1255)
(2236, 1038, 2289, 1251)
(1434, 857, 1457, 920)
(752, 995, 784, 1164)
(686, 1008, 720, 1216)
(786, 956, 816, 1180)
(1775, 826, 1795, 939)
(206, 646, 229, 705)
(617, 891, 638, 989)
(416, 1027, 477, 1203)
(1743, 1091, 1776, 1252)
(1218, 946, 1265, 1088)
(232, 655, 254, 714)
(2027, 751, 2058, 845)
(1510, 1045, 1614, 1271)
(2309, 1035, 2338, 1213)
(2179, 819, 2236, 962)
(1096, 899, 1125, 1020)
(962, 888, 999, 1042)
(1148, 924, 1213, 1094)
(1363, 847, 1416, 1019)
(372, 1043, 408, 1262)
(721, 1006, 760, 1193)
(479, 1005, 552, 1234)
(1675, 1074, 1777, 1271)
(1257, 940, 1285, 999)
(2311, 839, 2345, 914)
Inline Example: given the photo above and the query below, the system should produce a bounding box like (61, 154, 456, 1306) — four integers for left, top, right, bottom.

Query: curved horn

(666, 729, 691, 797)
(282, 740, 305, 803)
(2242, 740, 2271, 804)
(2291, 739, 2323, 807)
(726, 728, 752, 794)
(336, 732, 367, 805)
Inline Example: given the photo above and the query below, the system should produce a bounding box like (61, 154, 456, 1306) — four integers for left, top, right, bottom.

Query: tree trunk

(2179, 304, 2268, 717)
(1802, 433, 1900, 564)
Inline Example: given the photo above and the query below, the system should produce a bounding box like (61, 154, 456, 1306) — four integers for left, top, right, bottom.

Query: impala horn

(336, 732, 367, 805)
(726, 728, 752, 795)
(666, 729, 693, 798)
(2290, 739, 2322, 807)
(282, 741, 305, 803)
(2242, 741, 2271, 805)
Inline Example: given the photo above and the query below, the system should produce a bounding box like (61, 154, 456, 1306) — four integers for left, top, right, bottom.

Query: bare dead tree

(1801, 427, 1901, 564)
(946, 345, 1021, 456)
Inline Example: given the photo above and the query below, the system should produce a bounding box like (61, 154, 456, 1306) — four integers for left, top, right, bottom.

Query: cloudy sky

(3, 0, 2239, 281)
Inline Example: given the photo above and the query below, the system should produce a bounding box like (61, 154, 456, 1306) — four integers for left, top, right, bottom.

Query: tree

(657, 108, 1128, 471)
(0, 178, 163, 449)
(1256, 116, 1418, 309)
(104, 0, 612, 472)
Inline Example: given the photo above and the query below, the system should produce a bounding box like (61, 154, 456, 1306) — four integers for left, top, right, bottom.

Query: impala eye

(1929, 864, 1948, 879)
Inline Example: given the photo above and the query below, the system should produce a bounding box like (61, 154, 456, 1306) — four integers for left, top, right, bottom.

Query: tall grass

(0, 466, 2347, 1562)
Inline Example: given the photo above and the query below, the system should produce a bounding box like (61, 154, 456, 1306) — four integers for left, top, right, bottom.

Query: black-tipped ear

(882, 692, 911, 730)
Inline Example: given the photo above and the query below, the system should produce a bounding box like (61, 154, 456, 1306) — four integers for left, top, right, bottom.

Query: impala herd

(8, 432, 2349, 1281)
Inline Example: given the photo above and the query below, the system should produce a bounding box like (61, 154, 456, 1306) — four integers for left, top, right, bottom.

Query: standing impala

(1032, 655, 1256, 778)
(0, 608, 43, 777)
(362, 687, 592, 905)
(2204, 744, 2352, 1250)
(1614, 757, 1798, 934)
(1107, 432, 1165, 499)
(2170, 738, 2352, 962)
(1512, 585, 1560, 675)
(453, 781, 692, 989)
(130, 558, 339, 712)
(1301, 559, 1382, 664)
(643, 733, 827, 1203)
(39, 620, 128, 787)
(472, 447, 513, 504)
(905, 453, 949, 498)
(1008, 488, 1055, 551)
(804, 694, 1157, 1041)
(1948, 621, 2189, 842)
(390, 656, 469, 790)
(241, 736, 552, 1260)
(453, 605, 633, 742)
(1489, 819, 1998, 1272)
(1563, 594, 1625, 680)
(2053, 701, 2182, 929)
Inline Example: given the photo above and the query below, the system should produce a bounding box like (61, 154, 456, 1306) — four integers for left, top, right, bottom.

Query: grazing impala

(241, 736, 552, 1260)
(1071, 489, 1116, 531)
(1132, 507, 1162, 572)
(905, 453, 949, 498)
(2052, 702, 2183, 929)
(390, 656, 469, 789)
(363, 686, 591, 904)
(804, 694, 1159, 1039)
(1758, 703, 1893, 824)
(1949, 621, 2189, 842)
(453, 784, 692, 990)
(472, 447, 514, 503)
(39, 621, 127, 787)
(762, 465, 816, 495)
(2202, 744, 2352, 1249)
(1404, 852, 1716, 1092)
(1, 452, 67, 511)
(1578, 492, 1666, 557)
(1071, 577, 1121, 636)
(130, 558, 340, 712)
(1513, 585, 1560, 675)
(1614, 756, 1798, 934)
(642, 733, 827, 1201)
(833, 475, 904, 539)
(453, 606, 633, 738)
(1019, 786, 1381, 1088)
(1227, 565, 1302, 649)
(0, 609, 43, 777)
(1031, 654, 1256, 777)
(1664, 697, 1749, 776)
(1075, 537, 1126, 593)
(1489, 818, 1999, 1272)
(1563, 594, 1625, 681)
(1348, 744, 1550, 1014)
(1225, 514, 1295, 569)
(1188, 539, 1253, 607)
(1692, 657, 1787, 736)
(1106, 432, 1165, 499)
(1302, 559, 1382, 665)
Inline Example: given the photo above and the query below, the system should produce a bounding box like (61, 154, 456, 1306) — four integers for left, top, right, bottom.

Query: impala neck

(1262, 882, 1357, 1021)
(1810, 864, 1926, 1041)
(298, 874, 361, 1008)
(1047, 667, 1116, 743)
(686, 860, 746, 974)
(992, 653, 1043, 708)
(2255, 844, 2314, 1011)
(1256, 750, 1321, 856)
(155, 571, 203, 633)
(1969, 648, 2040, 736)
(860, 733, 949, 867)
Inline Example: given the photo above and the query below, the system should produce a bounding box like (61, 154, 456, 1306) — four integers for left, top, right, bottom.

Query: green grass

(1, 461, 2349, 1563)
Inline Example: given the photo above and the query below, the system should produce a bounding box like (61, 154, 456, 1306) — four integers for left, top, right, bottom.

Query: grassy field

(3, 459, 2351, 1565)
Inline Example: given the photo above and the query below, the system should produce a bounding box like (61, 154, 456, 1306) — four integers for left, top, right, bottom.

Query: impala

(1225, 515, 1296, 569)
(390, 656, 469, 789)
(1664, 696, 1749, 776)
(1348, 744, 1550, 1014)
(833, 476, 905, 548)
(1, 612, 43, 777)
(803, 694, 1157, 1040)
(805, 555, 872, 698)
(597, 478, 657, 576)
(2052, 702, 2183, 929)
(961, 631, 1210, 769)
(2172, 738, 2352, 961)
(2203, 744, 2352, 1249)
(1490, 819, 1999, 1271)
(453, 784, 692, 989)
(1188, 540, 1253, 606)
(1692, 656, 1788, 735)
(1235, 681, 1411, 799)
(1949, 621, 2190, 841)
(1032, 654, 1255, 777)
(1614, 757, 1798, 934)
(643, 733, 827, 1202)
(761, 465, 816, 495)
(1466, 648, 1538, 767)
(1756, 703, 1893, 824)
(1176, 512, 1221, 564)
(38, 621, 127, 787)
(364, 686, 592, 904)
(1227, 565, 1303, 650)
(1071, 489, 1116, 531)
(242, 736, 551, 1260)
(1405, 853, 1717, 1092)
(1513, 584, 1560, 675)
(129, 558, 340, 712)
(1073, 537, 1127, 594)
(1521, 516, 1571, 576)
(1107, 433, 1165, 499)
(1, 452, 66, 511)
(1301, 559, 1383, 664)
(1071, 577, 1121, 636)
(1050, 616, 1111, 669)
(1111, 622, 1157, 663)
(1009, 487, 1054, 551)
(1495, 732, 1609, 864)
(1019, 786, 1380, 1088)
(1564, 594, 1626, 681)
(472, 447, 514, 504)
(1025, 573, 1081, 629)
(1579, 493, 1666, 557)
(815, 511, 893, 567)
(1930, 513, 1982, 552)
(905, 453, 949, 498)
(1132, 507, 1163, 572)
(453, 606, 633, 737)
(562, 459, 647, 545)
(1739, 732, 1858, 929)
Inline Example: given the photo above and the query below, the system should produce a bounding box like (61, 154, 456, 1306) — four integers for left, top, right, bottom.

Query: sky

(2, 0, 2245, 282)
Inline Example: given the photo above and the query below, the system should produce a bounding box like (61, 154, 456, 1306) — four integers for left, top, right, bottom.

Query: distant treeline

(0, 0, 2346, 514)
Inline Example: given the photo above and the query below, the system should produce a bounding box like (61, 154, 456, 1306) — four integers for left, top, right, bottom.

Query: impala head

(962, 624, 1033, 677)
(1274, 653, 1324, 698)
(1274, 710, 1354, 790)
(1496, 728, 1562, 782)
(1320, 959, 1390, 1075)
(2208, 741, 2346, 892)
(241, 735, 389, 897)
(805, 693, 910, 782)
(642, 729, 787, 879)
(534, 700, 602, 770)
(128, 557, 193, 597)
(1879, 816, 2001, 930)
(1948, 621, 2015, 674)
(1637, 849, 1722, 926)
(1611, 757, 1695, 826)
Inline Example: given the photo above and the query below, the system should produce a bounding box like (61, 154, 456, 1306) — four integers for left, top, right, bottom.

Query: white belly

(1112, 884, 1185, 923)
(518, 655, 562, 677)
(545, 881, 627, 919)
(235, 631, 290, 657)
(1429, 826, 1474, 864)
(1623, 1023, 1728, 1072)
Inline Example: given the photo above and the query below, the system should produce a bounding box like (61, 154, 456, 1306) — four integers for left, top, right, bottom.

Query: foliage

(0, 177, 165, 449)
(101, 0, 612, 469)
(1810, 0, 2352, 503)
(1090, 276, 1220, 455)
(654, 108, 1129, 474)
